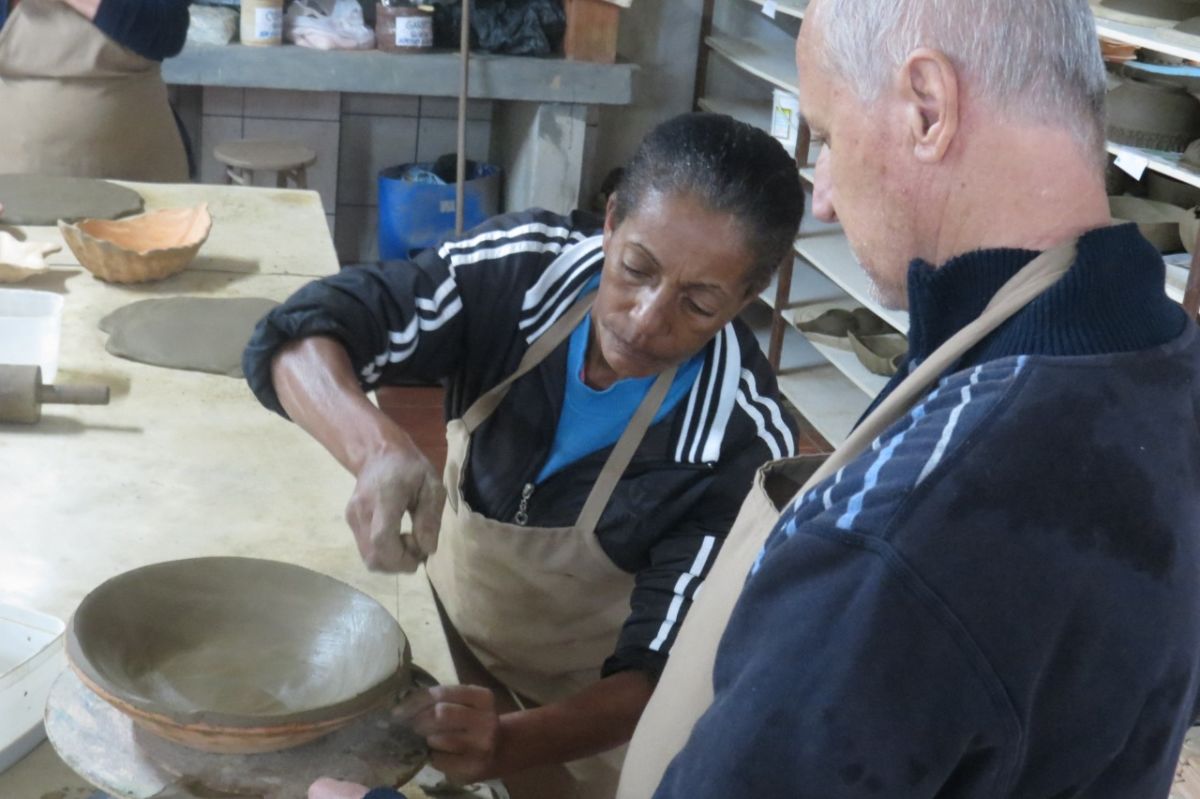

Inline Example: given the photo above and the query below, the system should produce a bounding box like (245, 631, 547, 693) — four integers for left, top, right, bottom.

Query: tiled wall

(194, 87, 493, 264)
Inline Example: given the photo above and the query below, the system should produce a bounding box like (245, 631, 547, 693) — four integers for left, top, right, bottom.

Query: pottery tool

(0, 364, 109, 424)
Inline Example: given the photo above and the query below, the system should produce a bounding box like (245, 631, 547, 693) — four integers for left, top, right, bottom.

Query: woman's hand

(396, 685, 501, 784)
(308, 778, 369, 799)
(346, 439, 445, 573)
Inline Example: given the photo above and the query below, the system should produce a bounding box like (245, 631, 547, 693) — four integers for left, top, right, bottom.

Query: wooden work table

(0, 181, 454, 796)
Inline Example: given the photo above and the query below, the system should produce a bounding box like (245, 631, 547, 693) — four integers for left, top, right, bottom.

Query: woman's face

(593, 189, 759, 380)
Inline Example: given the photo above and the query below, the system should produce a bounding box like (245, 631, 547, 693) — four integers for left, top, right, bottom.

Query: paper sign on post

(762, 0, 778, 18)
(1114, 148, 1150, 181)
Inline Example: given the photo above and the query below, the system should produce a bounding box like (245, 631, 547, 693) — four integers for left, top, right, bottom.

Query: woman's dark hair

(612, 112, 805, 295)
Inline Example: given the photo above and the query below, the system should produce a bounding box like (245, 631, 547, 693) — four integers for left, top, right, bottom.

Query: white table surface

(0, 181, 454, 796)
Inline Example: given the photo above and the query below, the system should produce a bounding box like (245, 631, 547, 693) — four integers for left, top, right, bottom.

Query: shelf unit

(696, 0, 1200, 443)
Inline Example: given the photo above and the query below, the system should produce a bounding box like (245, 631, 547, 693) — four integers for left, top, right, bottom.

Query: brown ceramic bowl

(66, 557, 412, 754)
(58, 204, 212, 284)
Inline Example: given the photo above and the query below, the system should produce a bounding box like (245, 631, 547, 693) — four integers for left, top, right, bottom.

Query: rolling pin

(0, 364, 110, 424)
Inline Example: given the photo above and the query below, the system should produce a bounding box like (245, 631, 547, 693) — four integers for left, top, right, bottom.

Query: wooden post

(455, 0, 471, 235)
(563, 0, 621, 63)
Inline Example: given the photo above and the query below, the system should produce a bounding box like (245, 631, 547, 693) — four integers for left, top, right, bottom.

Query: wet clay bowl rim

(57, 203, 212, 284)
(66, 557, 413, 754)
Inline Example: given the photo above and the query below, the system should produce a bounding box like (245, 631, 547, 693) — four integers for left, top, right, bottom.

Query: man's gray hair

(814, 0, 1107, 155)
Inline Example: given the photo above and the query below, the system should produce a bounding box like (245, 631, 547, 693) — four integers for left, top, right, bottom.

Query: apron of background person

(0, 0, 187, 182)
(617, 239, 1082, 798)
(426, 296, 677, 799)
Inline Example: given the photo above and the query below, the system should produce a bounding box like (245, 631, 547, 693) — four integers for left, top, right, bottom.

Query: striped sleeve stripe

(436, 222, 580, 260)
(649, 535, 718, 652)
(520, 236, 604, 317)
(360, 277, 464, 384)
(736, 368, 797, 459)
(915, 365, 983, 486)
(518, 250, 604, 336)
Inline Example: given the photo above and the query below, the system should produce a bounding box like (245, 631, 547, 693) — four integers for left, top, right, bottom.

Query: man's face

(593, 190, 756, 379)
(797, 11, 923, 309)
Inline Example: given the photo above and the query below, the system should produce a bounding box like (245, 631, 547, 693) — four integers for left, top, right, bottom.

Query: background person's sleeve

(93, 0, 191, 61)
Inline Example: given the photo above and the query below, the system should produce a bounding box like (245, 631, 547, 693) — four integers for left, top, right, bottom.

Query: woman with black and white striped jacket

(244, 113, 804, 799)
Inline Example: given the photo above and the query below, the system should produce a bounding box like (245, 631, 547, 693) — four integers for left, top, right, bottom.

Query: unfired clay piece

(98, 297, 278, 378)
(0, 174, 143, 225)
(1110, 194, 1190, 252)
(60, 204, 212, 284)
(67, 557, 411, 732)
(0, 231, 60, 282)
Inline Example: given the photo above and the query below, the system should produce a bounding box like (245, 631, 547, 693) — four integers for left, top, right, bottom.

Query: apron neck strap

(575, 365, 677, 535)
(798, 236, 1079, 494)
(462, 295, 595, 432)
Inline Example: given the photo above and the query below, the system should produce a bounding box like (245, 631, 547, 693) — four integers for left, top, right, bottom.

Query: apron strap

(575, 366, 677, 535)
(462, 295, 595, 433)
(797, 238, 1078, 494)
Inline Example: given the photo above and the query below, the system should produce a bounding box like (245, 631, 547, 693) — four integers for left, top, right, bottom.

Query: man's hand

(346, 441, 446, 573)
(308, 778, 369, 799)
(396, 685, 501, 784)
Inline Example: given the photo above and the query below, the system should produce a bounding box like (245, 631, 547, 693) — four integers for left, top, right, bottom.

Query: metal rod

(455, 0, 471, 235)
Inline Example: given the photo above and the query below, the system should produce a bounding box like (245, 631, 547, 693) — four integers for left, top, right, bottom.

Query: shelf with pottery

(742, 0, 808, 20)
(759, 251, 897, 398)
(705, 33, 800, 94)
(742, 301, 870, 445)
(792, 228, 911, 334)
(1094, 16, 1200, 65)
(1106, 140, 1200, 189)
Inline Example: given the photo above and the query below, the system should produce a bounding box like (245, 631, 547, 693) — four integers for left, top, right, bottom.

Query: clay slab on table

(0, 174, 143, 225)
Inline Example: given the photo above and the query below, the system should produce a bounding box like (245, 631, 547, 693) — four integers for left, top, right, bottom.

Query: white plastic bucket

(0, 604, 66, 774)
(0, 289, 64, 383)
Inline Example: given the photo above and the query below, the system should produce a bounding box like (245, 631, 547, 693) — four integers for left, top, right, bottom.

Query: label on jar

(395, 15, 433, 48)
(254, 7, 283, 40)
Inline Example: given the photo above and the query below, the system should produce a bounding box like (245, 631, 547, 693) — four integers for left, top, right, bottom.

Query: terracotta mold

(66, 557, 412, 754)
(58, 204, 212, 284)
(1106, 79, 1200, 153)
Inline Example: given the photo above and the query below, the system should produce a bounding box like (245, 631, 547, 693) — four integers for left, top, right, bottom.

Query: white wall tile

(416, 117, 492, 164)
(203, 87, 244, 116)
(335, 205, 378, 264)
(242, 118, 341, 212)
(338, 114, 419, 206)
(419, 97, 494, 121)
(342, 93, 421, 117)
(245, 89, 341, 121)
(198, 115, 244, 185)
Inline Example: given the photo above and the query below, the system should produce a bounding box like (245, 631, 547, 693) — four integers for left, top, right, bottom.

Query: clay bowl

(58, 204, 212, 284)
(66, 557, 412, 754)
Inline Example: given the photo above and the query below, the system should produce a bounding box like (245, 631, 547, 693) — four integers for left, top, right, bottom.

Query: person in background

(616, 1, 1200, 797)
(243, 112, 803, 799)
(0, 0, 190, 181)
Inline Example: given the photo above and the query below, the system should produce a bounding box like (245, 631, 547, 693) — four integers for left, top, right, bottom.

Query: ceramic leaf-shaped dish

(59, 204, 212, 284)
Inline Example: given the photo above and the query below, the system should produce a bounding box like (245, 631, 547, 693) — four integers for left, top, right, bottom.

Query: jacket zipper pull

(515, 482, 534, 526)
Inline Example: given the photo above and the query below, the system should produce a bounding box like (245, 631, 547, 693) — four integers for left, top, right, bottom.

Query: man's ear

(604, 192, 620, 246)
(897, 47, 960, 163)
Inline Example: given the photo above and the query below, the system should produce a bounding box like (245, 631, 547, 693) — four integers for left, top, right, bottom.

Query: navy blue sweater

(93, 0, 189, 62)
(655, 224, 1200, 797)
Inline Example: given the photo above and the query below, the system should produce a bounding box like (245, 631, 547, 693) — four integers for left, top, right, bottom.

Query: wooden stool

(213, 139, 316, 189)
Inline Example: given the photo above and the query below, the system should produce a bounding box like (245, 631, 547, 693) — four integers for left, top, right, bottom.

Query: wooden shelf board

(697, 96, 772, 131)
(706, 33, 798, 94)
(793, 229, 910, 334)
(1106, 141, 1200, 191)
(1094, 15, 1200, 64)
(742, 0, 808, 20)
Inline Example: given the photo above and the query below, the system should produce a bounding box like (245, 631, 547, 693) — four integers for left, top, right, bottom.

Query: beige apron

(617, 239, 1081, 798)
(0, 0, 187, 181)
(426, 295, 677, 798)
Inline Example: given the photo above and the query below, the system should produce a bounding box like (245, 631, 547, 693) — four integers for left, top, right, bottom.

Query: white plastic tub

(0, 289, 65, 383)
(0, 603, 66, 774)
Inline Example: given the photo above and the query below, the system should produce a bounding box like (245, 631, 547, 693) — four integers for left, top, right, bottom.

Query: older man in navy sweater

(624, 1, 1200, 797)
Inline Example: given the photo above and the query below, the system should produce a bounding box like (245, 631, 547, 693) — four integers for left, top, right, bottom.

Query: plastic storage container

(0, 289, 64, 383)
(378, 162, 502, 261)
(0, 604, 66, 774)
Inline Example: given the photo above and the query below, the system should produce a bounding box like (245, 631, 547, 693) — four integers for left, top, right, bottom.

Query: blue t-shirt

(536, 281, 704, 483)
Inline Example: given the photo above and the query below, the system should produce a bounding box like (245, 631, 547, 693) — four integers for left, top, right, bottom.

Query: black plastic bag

(433, 0, 566, 56)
